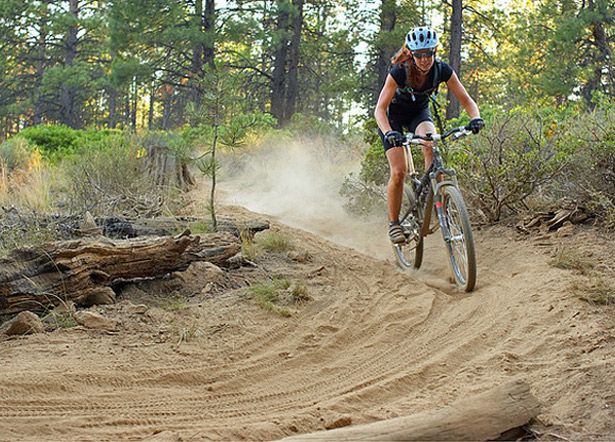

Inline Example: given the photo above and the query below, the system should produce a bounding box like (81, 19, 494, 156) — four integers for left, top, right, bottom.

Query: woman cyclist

(374, 26, 484, 244)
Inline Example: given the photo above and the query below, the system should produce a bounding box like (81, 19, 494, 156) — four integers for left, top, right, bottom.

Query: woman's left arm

(445, 71, 480, 119)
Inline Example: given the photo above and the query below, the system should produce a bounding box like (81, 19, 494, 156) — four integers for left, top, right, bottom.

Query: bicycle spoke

(440, 186, 476, 291)
(446, 203, 468, 281)
(393, 184, 424, 270)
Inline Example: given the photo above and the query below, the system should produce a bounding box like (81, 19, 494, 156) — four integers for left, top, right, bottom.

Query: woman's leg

(386, 146, 406, 223)
(415, 120, 436, 170)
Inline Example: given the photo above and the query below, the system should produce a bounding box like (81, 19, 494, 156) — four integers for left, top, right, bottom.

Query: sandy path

(1, 205, 613, 441)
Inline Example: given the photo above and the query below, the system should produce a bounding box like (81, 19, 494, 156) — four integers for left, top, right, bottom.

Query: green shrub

(60, 136, 156, 215)
(359, 142, 388, 186)
(18, 125, 126, 162)
(343, 105, 615, 227)
(449, 113, 569, 222)
(19, 124, 80, 158)
(339, 173, 387, 216)
(550, 108, 615, 227)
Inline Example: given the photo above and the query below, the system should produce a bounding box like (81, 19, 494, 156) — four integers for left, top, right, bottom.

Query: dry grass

(573, 276, 615, 306)
(0, 149, 53, 211)
(247, 278, 293, 317)
(159, 297, 189, 312)
(0, 224, 56, 258)
(175, 322, 206, 345)
(240, 231, 258, 261)
(290, 281, 311, 303)
(549, 246, 596, 275)
(240, 231, 296, 260)
(43, 309, 78, 330)
(245, 277, 311, 316)
(256, 232, 294, 253)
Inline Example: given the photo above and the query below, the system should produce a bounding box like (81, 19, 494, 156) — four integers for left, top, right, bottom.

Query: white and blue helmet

(405, 26, 438, 51)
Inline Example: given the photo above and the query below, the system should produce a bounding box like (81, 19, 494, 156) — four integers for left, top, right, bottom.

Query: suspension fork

(433, 182, 456, 241)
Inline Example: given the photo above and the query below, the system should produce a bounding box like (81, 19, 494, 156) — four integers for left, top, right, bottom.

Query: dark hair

(390, 46, 411, 65)
(404, 57, 430, 90)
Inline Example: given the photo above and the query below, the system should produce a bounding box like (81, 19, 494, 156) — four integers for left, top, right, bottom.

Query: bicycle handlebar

(404, 125, 473, 144)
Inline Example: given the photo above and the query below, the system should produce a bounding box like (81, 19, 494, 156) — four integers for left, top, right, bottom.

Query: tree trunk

(191, 0, 204, 105)
(60, 0, 80, 128)
(581, 0, 612, 109)
(33, 2, 49, 126)
(372, 0, 396, 106)
(204, 0, 216, 70)
(270, 0, 291, 126)
(131, 76, 138, 129)
(446, 0, 462, 120)
(0, 233, 241, 315)
(124, 86, 131, 128)
(283, 0, 303, 124)
(148, 82, 155, 129)
(108, 87, 117, 128)
(278, 380, 540, 441)
(161, 84, 173, 130)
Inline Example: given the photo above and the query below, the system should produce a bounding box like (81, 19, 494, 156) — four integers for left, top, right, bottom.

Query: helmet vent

(406, 26, 438, 50)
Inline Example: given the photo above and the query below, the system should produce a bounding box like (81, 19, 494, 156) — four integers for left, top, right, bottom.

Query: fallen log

(279, 380, 540, 441)
(98, 216, 270, 239)
(0, 207, 270, 242)
(0, 232, 240, 315)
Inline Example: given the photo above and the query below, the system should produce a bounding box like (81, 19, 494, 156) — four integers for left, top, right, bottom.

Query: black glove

(468, 117, 485, 134)
(384, 130, 404, 147)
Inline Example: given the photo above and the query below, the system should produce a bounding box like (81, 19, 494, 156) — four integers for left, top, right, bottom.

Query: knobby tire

(440, 185, 476, 292)
(393, 184, 424, 270)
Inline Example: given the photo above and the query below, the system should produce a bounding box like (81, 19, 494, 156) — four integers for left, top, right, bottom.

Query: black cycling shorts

(378, 107, 433, 151)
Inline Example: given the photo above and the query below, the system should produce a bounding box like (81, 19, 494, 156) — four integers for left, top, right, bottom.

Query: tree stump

(144, 144, 195, 190)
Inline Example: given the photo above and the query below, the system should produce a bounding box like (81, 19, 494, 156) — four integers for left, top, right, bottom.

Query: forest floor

(0, 198, 614, 441)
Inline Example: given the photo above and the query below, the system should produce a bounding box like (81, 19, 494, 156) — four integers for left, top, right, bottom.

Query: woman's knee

(415, 121, 436, 136)
(389, 167, 406, 184)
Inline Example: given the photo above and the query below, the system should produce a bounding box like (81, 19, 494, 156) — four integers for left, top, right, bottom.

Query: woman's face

(411, 48, 435, 72)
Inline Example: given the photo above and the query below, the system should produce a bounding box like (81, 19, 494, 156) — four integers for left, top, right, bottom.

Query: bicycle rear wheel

(439, 186, 476, 292)
(393, 184, 424, 270)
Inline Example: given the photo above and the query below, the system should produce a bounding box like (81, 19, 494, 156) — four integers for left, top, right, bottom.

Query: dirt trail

(1, 140, 614, 440)
(0, 204, 613, 441)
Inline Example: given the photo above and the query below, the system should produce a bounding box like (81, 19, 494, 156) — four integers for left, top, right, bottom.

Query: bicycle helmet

(405, 26, 438, 51)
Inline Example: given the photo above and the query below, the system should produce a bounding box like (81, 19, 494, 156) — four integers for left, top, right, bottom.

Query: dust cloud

(219, 137, 391, 259)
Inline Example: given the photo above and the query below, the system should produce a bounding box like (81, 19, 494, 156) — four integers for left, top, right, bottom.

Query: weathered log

(279, 380, 540, 441)
(0, 232, 240, 315)
(1, 207, 269, 241)
(99, 216, 270, 239)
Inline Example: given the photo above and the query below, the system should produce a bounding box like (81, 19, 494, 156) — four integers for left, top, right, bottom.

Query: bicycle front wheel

(393, 184, 424, 270)
(439, 186, 476, 292)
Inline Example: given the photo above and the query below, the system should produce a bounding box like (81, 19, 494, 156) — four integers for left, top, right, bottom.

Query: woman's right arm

(374, 74, 398, 133)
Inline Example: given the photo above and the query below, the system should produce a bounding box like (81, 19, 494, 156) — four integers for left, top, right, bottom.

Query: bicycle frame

(393, 126, 477, 291)
(401, 141, 459, 240)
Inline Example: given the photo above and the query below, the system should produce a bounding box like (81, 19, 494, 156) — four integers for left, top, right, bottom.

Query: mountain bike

(393, 125, 477, 292)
